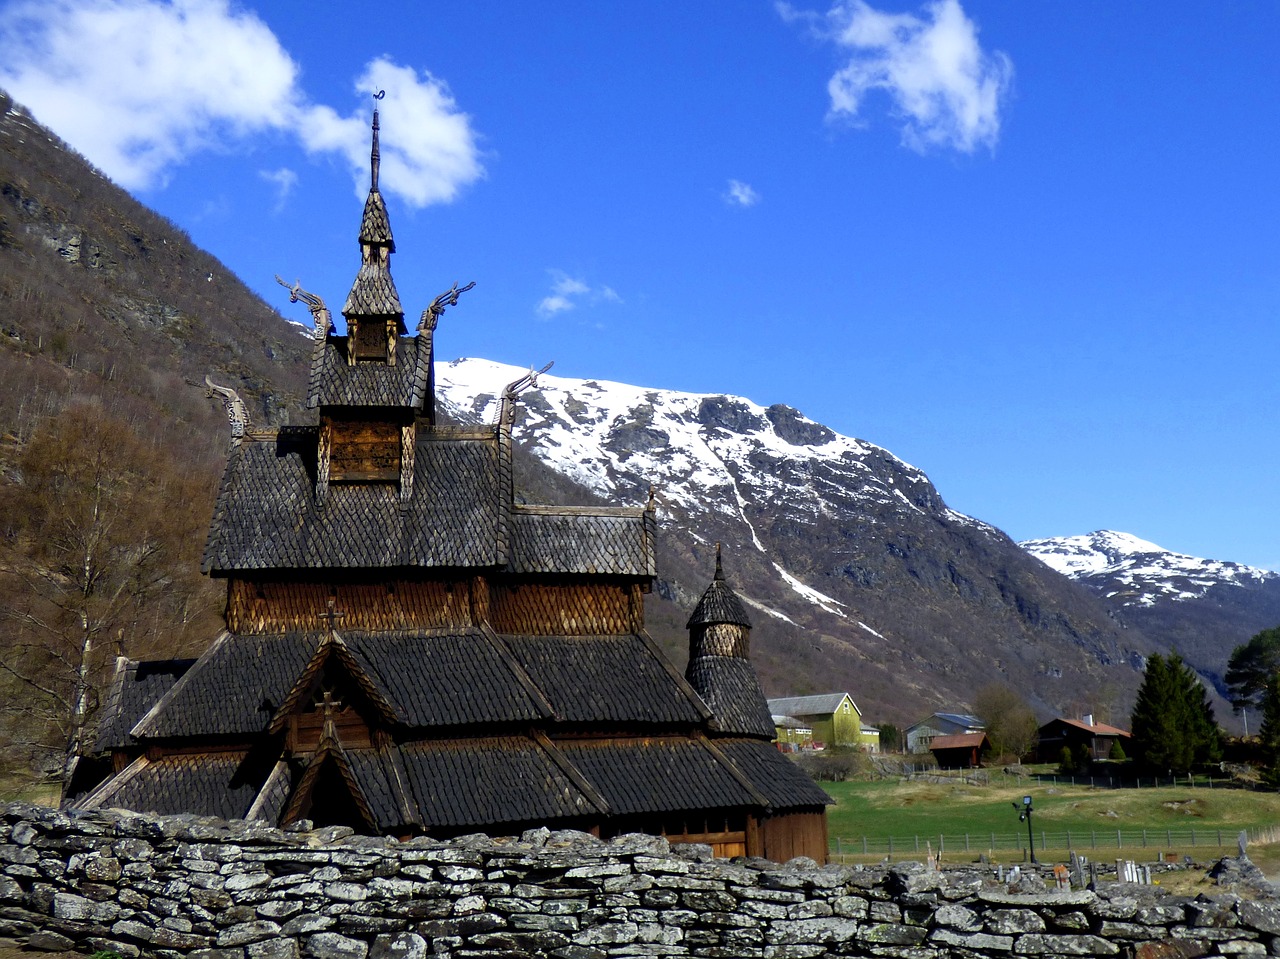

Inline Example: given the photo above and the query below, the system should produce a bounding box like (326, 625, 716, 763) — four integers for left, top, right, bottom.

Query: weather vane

(374, 89, 385, 101)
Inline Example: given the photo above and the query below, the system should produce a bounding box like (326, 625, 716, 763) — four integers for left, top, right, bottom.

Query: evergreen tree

(1129, 653, 1222, 774)
(1225, 627, 1280, 713)
(1258, 672, 1280, 787)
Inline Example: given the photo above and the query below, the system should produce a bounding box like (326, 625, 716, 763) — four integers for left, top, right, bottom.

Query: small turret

(685, 546, 775, 738)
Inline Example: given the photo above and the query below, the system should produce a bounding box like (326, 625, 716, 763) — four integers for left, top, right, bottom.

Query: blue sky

(3, 0, 1279, 568)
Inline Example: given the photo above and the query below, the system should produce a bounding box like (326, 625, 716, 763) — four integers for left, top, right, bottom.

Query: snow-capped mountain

(1021, 531, 1280, 720)
(438, 357, 992, 621)
(436, 358, 1146, 723)
(1020, 530, 1278, 608)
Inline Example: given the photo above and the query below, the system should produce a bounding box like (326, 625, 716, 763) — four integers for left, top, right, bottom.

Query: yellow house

(767, 693, 879, 752)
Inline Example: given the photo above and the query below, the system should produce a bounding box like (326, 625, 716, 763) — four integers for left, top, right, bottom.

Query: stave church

(73, 111, 831, 863)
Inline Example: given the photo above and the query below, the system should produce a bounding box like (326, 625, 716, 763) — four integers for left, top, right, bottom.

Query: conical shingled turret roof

(686, 546, 751, 629)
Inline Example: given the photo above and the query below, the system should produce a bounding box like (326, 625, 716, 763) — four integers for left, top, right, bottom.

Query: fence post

(1067, 829, 1071, 848)
(889, 836, 894, 855)
(915, 835, 919, 853)
(1117, 830, 1122, 849)
(1142, 829, 1146, 848)
(1091, 830, 1096, 850)
(837, 837, 843, 860)
(991, 833, 996, 851)
(863, 836, 868, 855)
(1167, 828, 1171, 846)
(965, 833, 970, 852)
(1191, 828, 1196, 847)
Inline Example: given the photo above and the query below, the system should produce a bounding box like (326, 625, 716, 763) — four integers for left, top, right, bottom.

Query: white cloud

(781, 0, 1011, 154)
(725, 179, 760, 207)
(537, 272, 620, 318)
(0, 0, 483, 205)
(259, 167, 298, 212)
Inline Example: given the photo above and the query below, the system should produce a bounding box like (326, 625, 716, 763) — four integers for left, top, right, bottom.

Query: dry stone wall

(1, 802, 1278, 959)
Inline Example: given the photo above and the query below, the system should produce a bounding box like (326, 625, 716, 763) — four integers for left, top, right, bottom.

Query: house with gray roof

(767, 692, 879, 752)
(905, 712, 986, 754)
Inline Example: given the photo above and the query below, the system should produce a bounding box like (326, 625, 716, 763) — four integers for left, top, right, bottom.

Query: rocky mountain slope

(1022, 531, 1280, 707)
(436, 359, 1153, 724)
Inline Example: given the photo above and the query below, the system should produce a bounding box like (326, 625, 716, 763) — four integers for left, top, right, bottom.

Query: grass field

(824, 772, 1280, 866)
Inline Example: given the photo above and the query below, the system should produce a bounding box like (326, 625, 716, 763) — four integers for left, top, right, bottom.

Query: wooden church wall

(226, 579, 469, 633)
(225, 578, 644, 635)
(489, 581, 641, 635)
(758, 809, 829, 864)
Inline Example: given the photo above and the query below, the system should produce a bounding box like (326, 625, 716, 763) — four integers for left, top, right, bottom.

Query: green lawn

(824, 774, 1280, 857)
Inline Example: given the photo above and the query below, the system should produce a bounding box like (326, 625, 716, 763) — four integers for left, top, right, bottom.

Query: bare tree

(972, 682, 1039, 763)
(0, 404, 219, 792)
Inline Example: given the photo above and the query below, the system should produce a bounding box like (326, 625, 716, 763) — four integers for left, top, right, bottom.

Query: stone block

(216, 920, 283, 946)
(1130, 941, 1212, 959)
(369, 931, 428, 959)
(769, 916, 862, 945)
(1016, 932, 1121, 955)
(305, 931, 368, 959)
(930, 928, 1015, 951)
(574, 920, 639, 945)
(247, 938, 300, 959)
(52, 891, 119, 922)
(985, 907, 1046, 934)
(226, 872, 272, 892)
(281, 914, 335, 936)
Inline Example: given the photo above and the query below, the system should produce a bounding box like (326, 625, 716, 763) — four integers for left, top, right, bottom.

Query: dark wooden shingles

(308, 338, 419, 408)
(90, 752, 262, 819)
(714, 739, 834, 809)
(93, 657, 195, 751)
(498, 634, 707, 725)
(555, 738, 759, 816)
(343, 630, 549, 728)
(684, 657, 776, 738)
(509, 511, 654, 576)
(203, 434, 502, 572)
(135, 633, 318, 739)
(396, 737, 594, 827)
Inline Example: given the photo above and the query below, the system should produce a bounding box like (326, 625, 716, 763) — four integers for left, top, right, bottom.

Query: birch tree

(0, 404, 218, 792)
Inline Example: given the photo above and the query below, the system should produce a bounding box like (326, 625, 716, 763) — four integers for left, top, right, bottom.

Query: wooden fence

(830, 825, 1257, 861)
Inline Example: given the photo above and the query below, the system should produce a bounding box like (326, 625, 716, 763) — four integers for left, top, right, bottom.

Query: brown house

(1035, 716, 1130, 763)
(929, 732, 990, 769)
(72, 112, 830, 862)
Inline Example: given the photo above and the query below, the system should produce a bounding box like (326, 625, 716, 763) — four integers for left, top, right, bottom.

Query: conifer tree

(1258, 672, 1280, 787)
(1129, 653, 1222, 775)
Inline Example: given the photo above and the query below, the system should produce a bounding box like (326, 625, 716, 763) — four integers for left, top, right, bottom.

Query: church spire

(370, 105, 381, 193)
(344, 95, 405, 359)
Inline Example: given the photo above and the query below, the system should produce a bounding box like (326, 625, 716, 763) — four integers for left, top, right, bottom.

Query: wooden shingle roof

(685, 657, 775, 738)
(202, 432, 655, 578)
(306, 338, 429, 408)
(509, 507, 655, 577)
(686, 550, 751, 628)
(394, 737, 600, 828)
(93, 657, 194, 752)
(132, 633, 315, 739)
(714, 739, 833, 808)
(343, 260, 404, 317)
(500, 633, 709, 726)
(81, 752, 265, 820)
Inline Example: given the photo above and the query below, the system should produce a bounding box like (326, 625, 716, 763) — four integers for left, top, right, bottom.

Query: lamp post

(1012, 795, 1037, 864)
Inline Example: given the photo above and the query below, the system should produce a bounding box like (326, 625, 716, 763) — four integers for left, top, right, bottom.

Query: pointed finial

(370, 90, 385, 192)
(714, 542, 724, 581)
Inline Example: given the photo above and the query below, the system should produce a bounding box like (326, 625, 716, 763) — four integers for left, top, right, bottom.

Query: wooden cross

(318, 597, 345, 632)
(314, 688, 345, 718)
